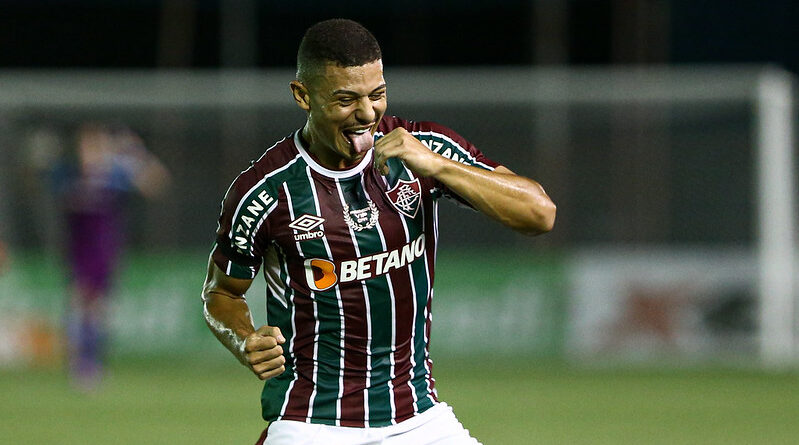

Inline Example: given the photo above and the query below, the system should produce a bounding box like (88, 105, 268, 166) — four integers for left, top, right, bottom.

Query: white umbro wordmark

(289, 214, 325, 241)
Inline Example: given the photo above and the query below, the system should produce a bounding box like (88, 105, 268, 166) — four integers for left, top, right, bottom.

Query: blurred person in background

(43, 122, 170, 389)
(202, 19, 555, 445)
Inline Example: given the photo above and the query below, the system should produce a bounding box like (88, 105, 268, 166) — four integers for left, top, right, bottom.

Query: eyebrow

(332, 84, 387, 96)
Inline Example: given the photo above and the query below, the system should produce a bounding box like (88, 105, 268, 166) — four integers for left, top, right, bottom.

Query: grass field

(1, 357, 797, 444)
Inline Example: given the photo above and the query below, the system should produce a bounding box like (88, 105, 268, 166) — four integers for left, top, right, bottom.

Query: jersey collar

(294, 130, 373, 179)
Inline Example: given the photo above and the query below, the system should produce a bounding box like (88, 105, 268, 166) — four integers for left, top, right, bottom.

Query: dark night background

(2, 0, 797, 249)
(1, 0, 797, 73)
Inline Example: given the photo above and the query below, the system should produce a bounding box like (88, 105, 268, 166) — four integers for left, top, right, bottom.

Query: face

(292, 60, 387, 169)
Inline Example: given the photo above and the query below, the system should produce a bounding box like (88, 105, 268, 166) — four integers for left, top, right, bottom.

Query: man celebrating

(202, 18, 555, 444)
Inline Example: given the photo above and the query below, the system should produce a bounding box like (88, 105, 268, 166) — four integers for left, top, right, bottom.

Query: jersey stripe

(307, 167, 345, 426)
(263, 244, 297, 420)
(425, 199, 441, 401)
(359, 171, 412, 425)
(395, 162, 437, 411)
(333, 177, 372, 426)
(418, 202, 438, 405)
(387, 170, 421, 423)
(271, 244, 298, 420)
(335, 175, 397, 426)
(281, 167, 344, 425)
(279, 179, 315, 421)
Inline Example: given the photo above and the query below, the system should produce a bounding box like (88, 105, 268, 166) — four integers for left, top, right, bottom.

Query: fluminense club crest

(385, 178, 421, 218)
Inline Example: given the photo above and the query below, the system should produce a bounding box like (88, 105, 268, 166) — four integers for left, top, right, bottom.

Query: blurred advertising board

(0, 249, 566, 365)
(566, 248, 759, 363)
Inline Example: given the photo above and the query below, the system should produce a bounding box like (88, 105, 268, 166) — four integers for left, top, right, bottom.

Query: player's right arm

(202, 258, 286, 380)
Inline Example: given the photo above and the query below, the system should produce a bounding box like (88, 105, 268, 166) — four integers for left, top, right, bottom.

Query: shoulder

(377, 115, 455, 135)
(377, 115, 473, 148)
(378, 115, 500, 170)
(226, 133, 302, 196)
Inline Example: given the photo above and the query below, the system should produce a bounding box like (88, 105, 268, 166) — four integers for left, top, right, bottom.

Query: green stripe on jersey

(284, 168, 344, 425)
(261, 248, 294, 421)
(391, 163, 435, 411)
(259, 161, 316, 421)
(337, 176, 396, 426)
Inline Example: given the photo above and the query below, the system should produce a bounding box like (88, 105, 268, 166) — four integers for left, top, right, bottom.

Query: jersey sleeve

(400, 118, 501, 206)
(211, 170, 271, 280)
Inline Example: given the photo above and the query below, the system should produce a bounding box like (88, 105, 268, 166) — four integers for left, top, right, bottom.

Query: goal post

(756, 68, 797, 366)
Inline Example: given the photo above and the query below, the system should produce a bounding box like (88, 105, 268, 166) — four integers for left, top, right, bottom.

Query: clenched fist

(243, 325, 286, 380)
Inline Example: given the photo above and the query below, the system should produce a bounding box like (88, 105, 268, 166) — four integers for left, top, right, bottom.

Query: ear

(290, 80, 311, 111)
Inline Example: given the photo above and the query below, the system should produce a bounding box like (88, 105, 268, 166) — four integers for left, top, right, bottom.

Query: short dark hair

(296, 19, 382, 82)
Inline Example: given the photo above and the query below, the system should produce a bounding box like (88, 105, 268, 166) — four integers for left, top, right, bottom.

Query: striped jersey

(211, 115, 499, 427)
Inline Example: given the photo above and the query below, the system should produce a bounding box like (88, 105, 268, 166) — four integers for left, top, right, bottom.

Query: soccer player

(202, 19, 556, 445)
(51, 123, 170, 389)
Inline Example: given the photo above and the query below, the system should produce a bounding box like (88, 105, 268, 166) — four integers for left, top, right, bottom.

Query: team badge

(343, 201, 379, 231)
(385, 178, 421, 218)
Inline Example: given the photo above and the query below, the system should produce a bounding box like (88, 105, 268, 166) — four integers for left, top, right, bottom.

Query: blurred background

(0, 1, 798, 444)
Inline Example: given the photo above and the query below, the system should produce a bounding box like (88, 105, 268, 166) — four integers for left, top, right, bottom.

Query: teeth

(353, 129, 368, 134)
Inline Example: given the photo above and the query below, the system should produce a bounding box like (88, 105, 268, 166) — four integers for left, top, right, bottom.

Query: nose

(354, 97, 376, 124)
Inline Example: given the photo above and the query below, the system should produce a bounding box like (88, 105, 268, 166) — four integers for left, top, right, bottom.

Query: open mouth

(343, 127, 375, 154)
(343, 127, 370, 138)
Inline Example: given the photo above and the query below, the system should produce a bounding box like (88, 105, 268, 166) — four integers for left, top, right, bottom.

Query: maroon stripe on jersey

(316, 171, 369, 426)
(362, 170, 419, 422)
(281, 290, 316, 421)
(424, 293, 438, 402)
(422, 196, 439, 402)
(254, 424, 270, 445)
(421, 186, 438, 284)
(249, 134, 305, 180)
(339, 281, 369, 427)
(384, 263, 415, 423)
(322, 172, 369, 427)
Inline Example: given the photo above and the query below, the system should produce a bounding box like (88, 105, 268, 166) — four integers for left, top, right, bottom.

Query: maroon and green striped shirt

(211, 115, 499, 427)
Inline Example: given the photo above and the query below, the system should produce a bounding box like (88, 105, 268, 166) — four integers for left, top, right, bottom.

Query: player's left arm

(373, 127, 556, 235)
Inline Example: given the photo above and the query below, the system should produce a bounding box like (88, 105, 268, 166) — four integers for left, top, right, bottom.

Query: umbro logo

(289, 214, 325, 241)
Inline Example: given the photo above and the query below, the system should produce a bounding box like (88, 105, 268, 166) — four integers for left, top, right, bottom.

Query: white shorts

(258, 402, 482, 445)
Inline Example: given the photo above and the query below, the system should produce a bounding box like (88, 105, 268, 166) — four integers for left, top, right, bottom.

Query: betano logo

(304, 234, 426, 291)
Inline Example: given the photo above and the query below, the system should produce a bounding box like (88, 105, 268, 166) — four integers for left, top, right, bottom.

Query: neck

(301, 124, 361, 170)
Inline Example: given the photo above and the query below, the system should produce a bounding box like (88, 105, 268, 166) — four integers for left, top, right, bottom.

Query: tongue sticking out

(347, 131, 374, 154)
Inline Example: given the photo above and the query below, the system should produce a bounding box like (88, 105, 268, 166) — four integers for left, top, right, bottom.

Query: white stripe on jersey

(334, 177, 379, 426)
(306, 165, 347, 427)
(392, 165, 422, 414)
(278, 181, 302, 420)
(225, 256, 233, 276)
(357, 174, 400, 425)
(426, 199, 440, 401)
